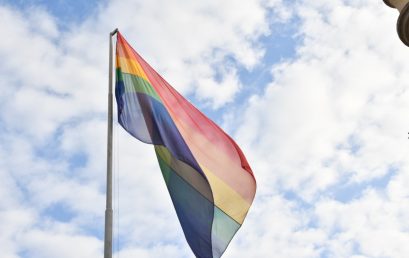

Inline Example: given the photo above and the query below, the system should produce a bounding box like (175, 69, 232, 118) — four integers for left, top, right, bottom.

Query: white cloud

(227, 196, 325, 258)
(84, 0, 288, 107)
(0, 1, 288, 257)
(230, 1, 409, 257)
(236, 0, 409, 196)
(314, 187, 409, 258)
(2, 0, 409, 258)
(20, 228, 102, 258)
(0, 208, 36, 258)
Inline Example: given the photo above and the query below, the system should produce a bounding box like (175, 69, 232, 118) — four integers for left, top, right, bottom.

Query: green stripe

(155, 145, 240, 258)
(213, 207, 240, 242)
(212, 207, 240, 258)
(155, 145, 213, 202)
(156, 147, 172, 184)
(116, 68, 162, 102)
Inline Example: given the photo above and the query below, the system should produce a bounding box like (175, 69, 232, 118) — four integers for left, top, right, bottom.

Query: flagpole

(104, 28, 118, 258)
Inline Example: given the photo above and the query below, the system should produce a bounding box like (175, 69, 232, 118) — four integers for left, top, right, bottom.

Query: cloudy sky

(1, 0, 409, 257)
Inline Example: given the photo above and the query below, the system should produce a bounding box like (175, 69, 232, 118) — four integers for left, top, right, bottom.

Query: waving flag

(115, 31, 256, 258)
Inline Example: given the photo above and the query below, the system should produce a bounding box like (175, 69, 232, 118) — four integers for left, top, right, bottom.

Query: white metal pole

(104, 28, 118, 258)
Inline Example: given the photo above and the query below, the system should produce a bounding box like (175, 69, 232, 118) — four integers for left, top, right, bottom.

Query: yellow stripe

(156, 144, 250, 224)
(168, 115, 256, 203)
(200, 164, 250, 224)
(116, 56, 150, 83)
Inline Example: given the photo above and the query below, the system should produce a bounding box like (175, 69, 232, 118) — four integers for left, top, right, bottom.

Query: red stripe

(116, 32, 254, 178)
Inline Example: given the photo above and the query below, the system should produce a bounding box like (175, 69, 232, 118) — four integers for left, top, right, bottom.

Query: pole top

(110, 28, 118, 36)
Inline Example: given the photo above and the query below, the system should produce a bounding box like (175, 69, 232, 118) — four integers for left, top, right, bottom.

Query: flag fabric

(114, 31, 256, 258)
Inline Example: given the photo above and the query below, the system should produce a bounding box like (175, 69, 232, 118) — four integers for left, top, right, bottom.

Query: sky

(1, 0, 409, 257)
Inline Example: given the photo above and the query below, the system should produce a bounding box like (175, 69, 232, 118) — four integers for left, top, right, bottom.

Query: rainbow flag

(115, 31, 256, 258)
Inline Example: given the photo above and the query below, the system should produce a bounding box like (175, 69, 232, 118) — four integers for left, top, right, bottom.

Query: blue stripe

(116, 78, 216, 258)
(115, 80, 205, 178)
(156, 148, 214, 258)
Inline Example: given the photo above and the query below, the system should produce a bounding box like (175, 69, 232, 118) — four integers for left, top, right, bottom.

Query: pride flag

(115, 31, 256, 258)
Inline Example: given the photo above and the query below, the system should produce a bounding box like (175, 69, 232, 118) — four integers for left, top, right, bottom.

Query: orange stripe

(116, 56, 150, 83)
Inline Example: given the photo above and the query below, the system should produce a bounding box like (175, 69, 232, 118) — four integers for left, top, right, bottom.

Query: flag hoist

(104, 29, 256, 258)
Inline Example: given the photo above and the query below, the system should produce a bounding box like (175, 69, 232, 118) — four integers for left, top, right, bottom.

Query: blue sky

(3, 0, 102, 24)
(1, 0, 409, 258)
